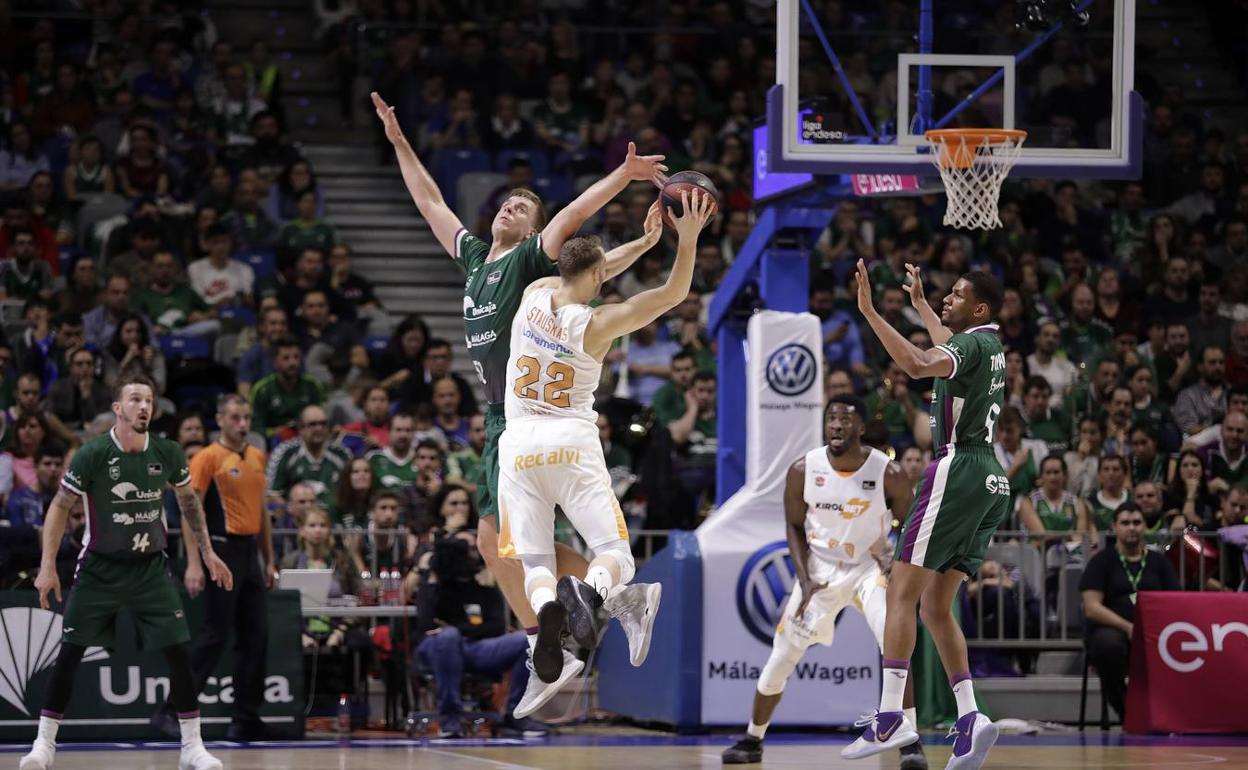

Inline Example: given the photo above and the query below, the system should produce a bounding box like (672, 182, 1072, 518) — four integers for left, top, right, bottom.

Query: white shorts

(775, 558, 888, 651)
(497, 417, 628, 558)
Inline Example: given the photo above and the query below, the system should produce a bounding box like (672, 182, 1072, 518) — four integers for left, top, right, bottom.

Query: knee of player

(917, 597, 952, 626)
(757, 645, 804, 696)
(476, 529, 499, 565)
(886, 568, 926, 606)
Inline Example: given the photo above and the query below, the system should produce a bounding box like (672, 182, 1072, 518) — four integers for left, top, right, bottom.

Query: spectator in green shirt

(670, 370, 718, 525)
(446, 414, 486, 496)
(652, 351, 697, 428)
(277, 189, 337, 255)
(131, 250, 221, 337)
(0, 227, 55, 301)
(863, 360, 928, 451)
(250, 336, 325, 439)
(1021, 375, 1072, 455)
(1065, 357, 1122, 431)
(1060, 283, 1114, 367)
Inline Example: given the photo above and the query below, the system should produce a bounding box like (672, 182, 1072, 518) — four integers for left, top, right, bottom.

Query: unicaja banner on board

(696, 311, 879, 725)
(0, 590, 305, 740)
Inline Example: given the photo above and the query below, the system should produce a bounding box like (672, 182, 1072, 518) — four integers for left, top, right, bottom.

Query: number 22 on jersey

(513, 355, 575, 408)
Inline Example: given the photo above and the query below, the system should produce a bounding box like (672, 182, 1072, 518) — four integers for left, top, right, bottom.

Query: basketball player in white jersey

(722, 395, 928, 770)
(499, 190, 715, 715)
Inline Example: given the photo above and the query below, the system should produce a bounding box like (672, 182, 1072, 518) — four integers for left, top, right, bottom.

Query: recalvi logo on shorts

(514, 448, 582, 471)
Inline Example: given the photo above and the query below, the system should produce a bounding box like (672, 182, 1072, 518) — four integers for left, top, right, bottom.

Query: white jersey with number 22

(504, 287, 601, 424)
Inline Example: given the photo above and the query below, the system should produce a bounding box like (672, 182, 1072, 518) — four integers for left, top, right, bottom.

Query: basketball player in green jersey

(372, 91, 666, 710)
(21, 374, 233, 770)
(844, 261, 1008, 770)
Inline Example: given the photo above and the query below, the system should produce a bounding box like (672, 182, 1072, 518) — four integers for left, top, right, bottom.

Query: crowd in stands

(0, 1, 1243, 723)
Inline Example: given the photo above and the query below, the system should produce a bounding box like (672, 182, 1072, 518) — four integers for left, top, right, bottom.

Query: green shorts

(62, 551, 190, 650)
(894, 444, 1011, 576)
(475, 403, 507, 521)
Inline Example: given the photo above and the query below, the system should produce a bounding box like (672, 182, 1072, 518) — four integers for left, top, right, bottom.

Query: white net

(925, 131, 1026, 230)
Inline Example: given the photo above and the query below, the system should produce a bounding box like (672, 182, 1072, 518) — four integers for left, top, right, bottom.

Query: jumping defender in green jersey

(844, 262, 1008, 770)
(21, 374, 233, 770)
(372, 91, 666, 713)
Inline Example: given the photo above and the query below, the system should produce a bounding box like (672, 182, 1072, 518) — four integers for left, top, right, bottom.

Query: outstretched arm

(601, 202, 663, 281)
(856, 259, 953, 380)
(372, 92, 465, 257)
(904, 263, 953, 345)
(582, 191, 713, 357)
(541, 142, 667, 260)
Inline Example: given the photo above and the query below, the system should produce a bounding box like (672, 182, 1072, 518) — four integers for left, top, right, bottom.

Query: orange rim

(924, 128, 1028, 169)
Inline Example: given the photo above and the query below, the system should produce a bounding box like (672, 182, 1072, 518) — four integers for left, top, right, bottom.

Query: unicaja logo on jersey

(0, 608, 107, 715)
(736, 541, 796, 645)
(765, 344, 817, 397)
(110, 482, 162, 503)
(463, 296, 498, 319)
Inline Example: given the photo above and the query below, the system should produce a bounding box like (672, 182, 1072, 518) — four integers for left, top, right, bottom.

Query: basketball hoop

(924, 129, 1027, 230)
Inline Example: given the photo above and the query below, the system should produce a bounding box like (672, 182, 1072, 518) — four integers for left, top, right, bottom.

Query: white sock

(529, 587, 556, 617)
(36, 714, 60, 745)
(952, 678, 977, 718)
(179, 713, 203, 750)
(880, 666, 909, 712)
(585, 565, 616, 599)
(905, 707, 918, 729)
(527, 632, 537, 653)
(746, 720, 768, 739)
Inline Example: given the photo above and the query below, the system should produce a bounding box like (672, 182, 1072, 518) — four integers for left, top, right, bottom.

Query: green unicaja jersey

(454, 229, 558, 405)
(446, 447, 483, 487)
(367, 447, 418, 489)
(266, 439, 352, 506)
(930, 324, 1006, 447)
(1030, 489, 1080, 532)
(61, 429, 191, 559)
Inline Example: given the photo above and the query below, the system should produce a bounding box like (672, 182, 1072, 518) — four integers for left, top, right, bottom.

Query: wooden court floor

(7, 733, 1248, 769)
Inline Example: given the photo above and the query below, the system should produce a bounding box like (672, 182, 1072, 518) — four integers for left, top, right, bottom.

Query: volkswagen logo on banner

(736, 541, 796, 645)
(765, 344, 817, 397)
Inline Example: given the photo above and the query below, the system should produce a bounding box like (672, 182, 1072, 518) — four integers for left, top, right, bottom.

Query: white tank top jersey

(504, 287, 602, 424)
(802, 446, 891, 566)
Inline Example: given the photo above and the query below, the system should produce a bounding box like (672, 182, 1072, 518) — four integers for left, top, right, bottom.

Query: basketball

(660, 171, 721, 227)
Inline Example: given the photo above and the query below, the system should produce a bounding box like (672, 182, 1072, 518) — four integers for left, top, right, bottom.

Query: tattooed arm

(34, 488, 79, 608)
(174, 485, 235, 591)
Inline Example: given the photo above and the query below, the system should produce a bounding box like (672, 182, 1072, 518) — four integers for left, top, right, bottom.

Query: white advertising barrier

(696, 310, 880, 725)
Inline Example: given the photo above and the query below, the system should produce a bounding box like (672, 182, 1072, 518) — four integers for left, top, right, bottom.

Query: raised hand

(622, 141, 669, 188)
(670, 189, 715, 241)
(904, 262, 927, 308)
(855, 259, 876, 317)
(371, 91, 406, 146)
